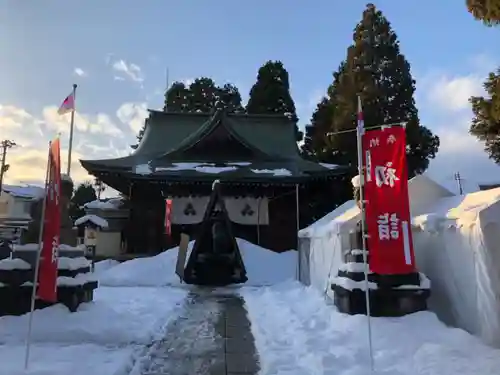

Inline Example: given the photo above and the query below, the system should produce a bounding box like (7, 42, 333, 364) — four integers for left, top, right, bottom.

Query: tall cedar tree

(467, 1, 500, 162)
(132, 78, 243, 148)
(301, 62, 345, 160)
(246, 61, 303, 141)
(325, 4, 439, 177)
(300, 62, 353, 224)
(467, 0, 500, 25)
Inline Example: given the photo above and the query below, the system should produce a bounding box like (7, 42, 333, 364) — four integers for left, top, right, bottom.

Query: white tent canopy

(298, 175, 500, 347)
(298, 174, 455, 239)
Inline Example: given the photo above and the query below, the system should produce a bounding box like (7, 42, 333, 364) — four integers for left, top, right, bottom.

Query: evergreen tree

(467, 0, 500, 25)
(301, 62, 345, 160)
(246, 60, 303, 141)
(69, 182, 97, 220)
(131, 119, 148, 150)
(164, 81, 190, 112)
(133, 78, 244, 148)
(325, 4, 439, 176)
(217, 83, 244, 113)
(467, 1, 500, 162)
(187, 77, 220, 112)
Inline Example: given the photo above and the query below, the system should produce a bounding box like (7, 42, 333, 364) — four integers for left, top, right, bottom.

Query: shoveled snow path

(130, 291, 223, 375)
(241, 281, 500, 375)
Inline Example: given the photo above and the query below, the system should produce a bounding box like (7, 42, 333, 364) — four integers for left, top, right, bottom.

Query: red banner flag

(164, 199, 172, 236)
(57, 92, 75, 115)
(38, 139, 61, 302)
(363, 126, 416, 275)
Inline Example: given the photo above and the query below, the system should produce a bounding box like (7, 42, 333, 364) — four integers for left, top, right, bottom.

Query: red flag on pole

(38, 139, 61, 302)
(363, 126, 416, 275)
(164, 199, 172, 236)
(57, 92, 75, 115)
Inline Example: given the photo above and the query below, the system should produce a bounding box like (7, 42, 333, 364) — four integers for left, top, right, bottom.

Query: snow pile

(13, 244, 86, 252)
(74, 215, 108, 229)
(58, 257, 90, 270)
(238, 238, 296, 286)
(98, 241, 194, 287)
(0, 258, 31, 270)
(0, 287, 187, 345)
(0, 286, 188, 375)
(98, 238, 296, 287)
(242, 281, 500, 375)
(93, 259, 120, 275)
(2, 184, 45, 200)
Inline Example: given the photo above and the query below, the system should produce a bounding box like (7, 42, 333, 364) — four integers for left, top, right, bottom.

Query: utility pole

(454, 172, 464, 195)
(0, 140, 16, 193)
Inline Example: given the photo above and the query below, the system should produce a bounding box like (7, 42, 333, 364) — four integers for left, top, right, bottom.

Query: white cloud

(41, 106, 124, 137)
(74, 67, 87, 77)
(0, 102, 143, 189)
(419, 57, 500, 187)
(426, 74, 484, 112)
(111, 59, 144, 83)
(116, 102, 148, 133)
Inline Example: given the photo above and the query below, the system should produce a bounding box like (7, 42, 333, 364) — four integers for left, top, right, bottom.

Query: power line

(0, 140, 17, 193)
(454, 171, 464, 195)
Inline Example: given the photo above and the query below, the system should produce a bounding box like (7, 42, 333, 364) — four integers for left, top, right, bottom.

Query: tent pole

(257, 197, 261, 245)
(295, 183, 300, 280)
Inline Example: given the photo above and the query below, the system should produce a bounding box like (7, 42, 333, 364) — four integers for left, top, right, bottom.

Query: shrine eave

(93, 172, 345, 190)
(81, 159, 348, 184)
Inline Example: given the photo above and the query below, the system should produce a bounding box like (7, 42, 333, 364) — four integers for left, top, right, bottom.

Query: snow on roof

(299, 200, 358, 238)
(2, 184, 45, 199)
(84, 198, 123, 210)
(299, 174, 468, 238)
(74, 214, 108, 228)
(413, 187, 500, 231)
(319, 163, 340, 170)
(251, 168, 292, 176)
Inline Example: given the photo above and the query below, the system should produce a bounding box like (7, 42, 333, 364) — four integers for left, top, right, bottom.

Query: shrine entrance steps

(135, 289, 260, 375)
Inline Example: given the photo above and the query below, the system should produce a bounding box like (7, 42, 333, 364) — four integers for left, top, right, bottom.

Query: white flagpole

(356, 95, 374, 371)
(66, 84, 77, 176)
(24, 142, 51, 369)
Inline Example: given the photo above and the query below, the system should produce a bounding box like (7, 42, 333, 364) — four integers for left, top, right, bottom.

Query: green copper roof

(80, 108, 348, 184)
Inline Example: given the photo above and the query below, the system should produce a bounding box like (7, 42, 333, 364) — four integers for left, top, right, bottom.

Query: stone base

(0, 281, 98, 316)
(332, 285, 430, 317)
(333, 248, 431, 317)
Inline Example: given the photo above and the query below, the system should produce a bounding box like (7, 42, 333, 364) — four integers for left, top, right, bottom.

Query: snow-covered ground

(0, 238, 296, 374)
(242, 281, 500, 375)
(1, 237, 499, 375)
(0, 286, 187, 375)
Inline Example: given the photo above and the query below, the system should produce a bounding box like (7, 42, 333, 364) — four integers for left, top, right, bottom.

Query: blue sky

(0, 0, 499, 194)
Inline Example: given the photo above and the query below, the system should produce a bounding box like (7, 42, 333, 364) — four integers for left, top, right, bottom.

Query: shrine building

(80, 108, 347, 254)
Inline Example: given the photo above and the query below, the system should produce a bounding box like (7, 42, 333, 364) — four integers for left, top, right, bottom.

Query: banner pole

(24, 142, 51, 370)
(295, 183, 300, 280)
(66, 84, 77, 176)
(356, 96, 374, 372)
